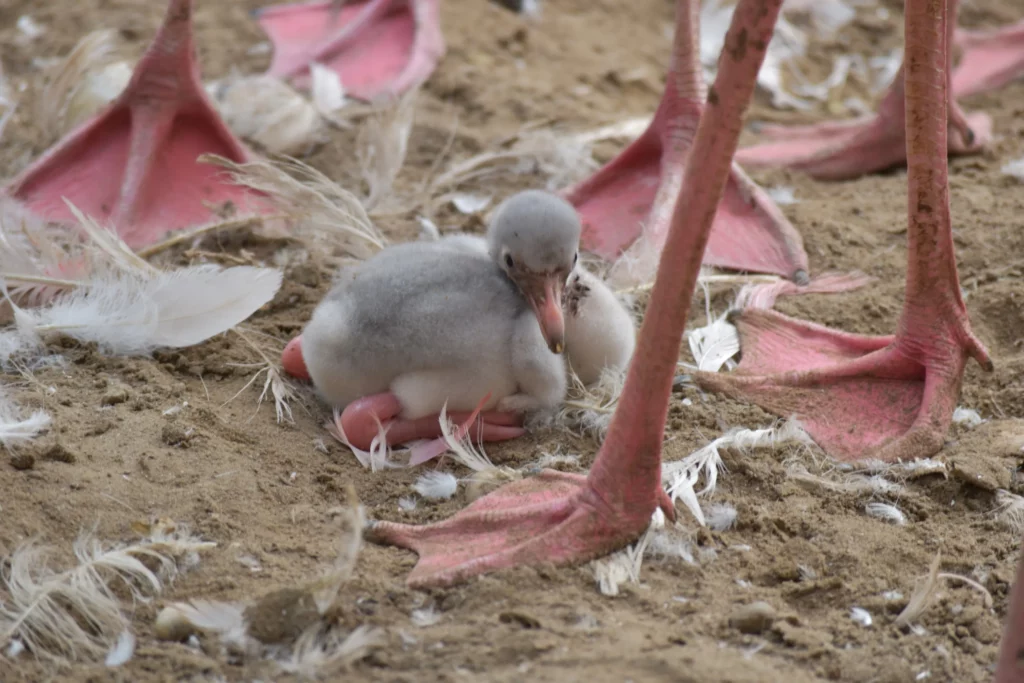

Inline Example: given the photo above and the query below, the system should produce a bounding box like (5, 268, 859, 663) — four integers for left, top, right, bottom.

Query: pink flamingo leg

(562, 0, 808, 285)
(996, 543, 1024, 682)
(255, 0, 445, 101)
(2, 0, 271, 250)
(366, 0, 784, 588)
(696, 0, 992, 463)
(338, 392, 525, 452)
(735, 0, 991, 181)
(952, 19, 1024, 98)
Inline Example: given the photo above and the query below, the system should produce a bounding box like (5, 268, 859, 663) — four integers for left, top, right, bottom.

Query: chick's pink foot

(256, 0, 444, 100)
(4, 0, 269, 249)
(338, 392, 525, 453)
(368, 469, 675, 588)
(953, 19, 1024, 98)
(281, 335, 525, 453)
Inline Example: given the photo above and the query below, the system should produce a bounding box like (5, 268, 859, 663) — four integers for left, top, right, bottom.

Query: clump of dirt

(1, 0, 1023, 681)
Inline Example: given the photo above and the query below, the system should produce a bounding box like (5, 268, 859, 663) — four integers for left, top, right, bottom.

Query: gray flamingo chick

(283, 190, 581, 451)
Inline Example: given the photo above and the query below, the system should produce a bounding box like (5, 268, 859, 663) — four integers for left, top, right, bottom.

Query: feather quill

(13, 264, 282, 355)
(0, 387, 50, 448)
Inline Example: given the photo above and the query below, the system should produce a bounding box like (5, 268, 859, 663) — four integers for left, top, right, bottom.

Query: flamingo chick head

(487, 190, 581, 355)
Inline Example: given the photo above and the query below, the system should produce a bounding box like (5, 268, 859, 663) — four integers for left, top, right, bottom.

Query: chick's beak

(524, 273, 566, 354)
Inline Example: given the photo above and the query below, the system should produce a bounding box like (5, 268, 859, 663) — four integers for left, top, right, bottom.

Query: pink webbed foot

(562, 0, 808, 284)
(952, 19, 1024, 98)
(338, 392, 525, 453)
(3, 0, 270, 250)
(698, 0, 993, 463)
(368, 470, 675, 588)
(255, 0, 445, 101)
(736, 0, 990, 181)
(695, 309, 990, 461)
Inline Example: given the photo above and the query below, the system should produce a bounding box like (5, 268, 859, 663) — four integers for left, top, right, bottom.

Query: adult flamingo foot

(368, 470, 675, 588)
(735, 0, 990, 181)
(696, 308, 990, 462)
(255, 0, 444, 101)
(4, 0, 268, 250)
(952, 19, 1024, 98)
(562, 0, 807, 287)
(697, 0, 992, 463)
(367, 0, 785, 587)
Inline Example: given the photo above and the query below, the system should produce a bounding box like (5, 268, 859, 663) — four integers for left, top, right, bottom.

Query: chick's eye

(504, 254, 515, 268)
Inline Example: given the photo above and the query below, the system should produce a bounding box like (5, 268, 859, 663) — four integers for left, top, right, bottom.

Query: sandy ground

(1, 0, 1024, 681)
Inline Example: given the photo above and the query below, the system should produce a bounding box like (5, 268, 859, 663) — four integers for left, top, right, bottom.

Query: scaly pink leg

(2, 0, 270, 250)
(696, 0, 992, 463)
(338, 392, 525, 452)
(735, 0, 990, 181)
(996, 542, 1024, 682)
(255, 0, 444, 101)
(281, 336, 524, 452)
(367, 0, 784, 588)
(562, 0, 807, 286)
(952, 19, 1024, 98)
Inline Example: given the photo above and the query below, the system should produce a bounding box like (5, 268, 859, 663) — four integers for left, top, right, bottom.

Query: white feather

(993, 490, 1024, 535)
(104, 631, 135, 667)
(210, 74, 325, 156)
(14, 265, 282, 355)
(1002, 157, 1024, 181)
(706, 503, 738, 531)
(864, 502, 907, 526)
(0, 387, 50, 448)
(310, 63, 347, 115)
(687, 313, 740, 372)
(411, 472, 458, 500)
(952, 407, 984, 429)
(849, 607, 872, 627)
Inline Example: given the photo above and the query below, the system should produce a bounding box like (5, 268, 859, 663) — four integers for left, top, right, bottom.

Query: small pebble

(161, 424, 194, 447)
(244, 588, 320, 644)
(101, 384, 131, 406)
(44, 443, 77, 463)
(153, 606, 195, 642)
(9, 453, 35, 470)
(729, 601, 776, 634)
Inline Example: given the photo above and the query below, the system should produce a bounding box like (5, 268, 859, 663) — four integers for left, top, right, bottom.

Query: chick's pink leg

(735, 0, 989, 181)
(337, 393, 525, 452)
(562, 0, 807, 284)
(696, 0, 992, 463)
(952, 19, 1024, 98)
(279, 335, 524, 452)
(367, 0, 782, 588)
(3, 0, 270, 249)
(255, 0, 444, 101)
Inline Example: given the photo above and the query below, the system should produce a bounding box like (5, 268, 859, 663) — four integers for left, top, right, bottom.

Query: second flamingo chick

(563, 268, 637, 386)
